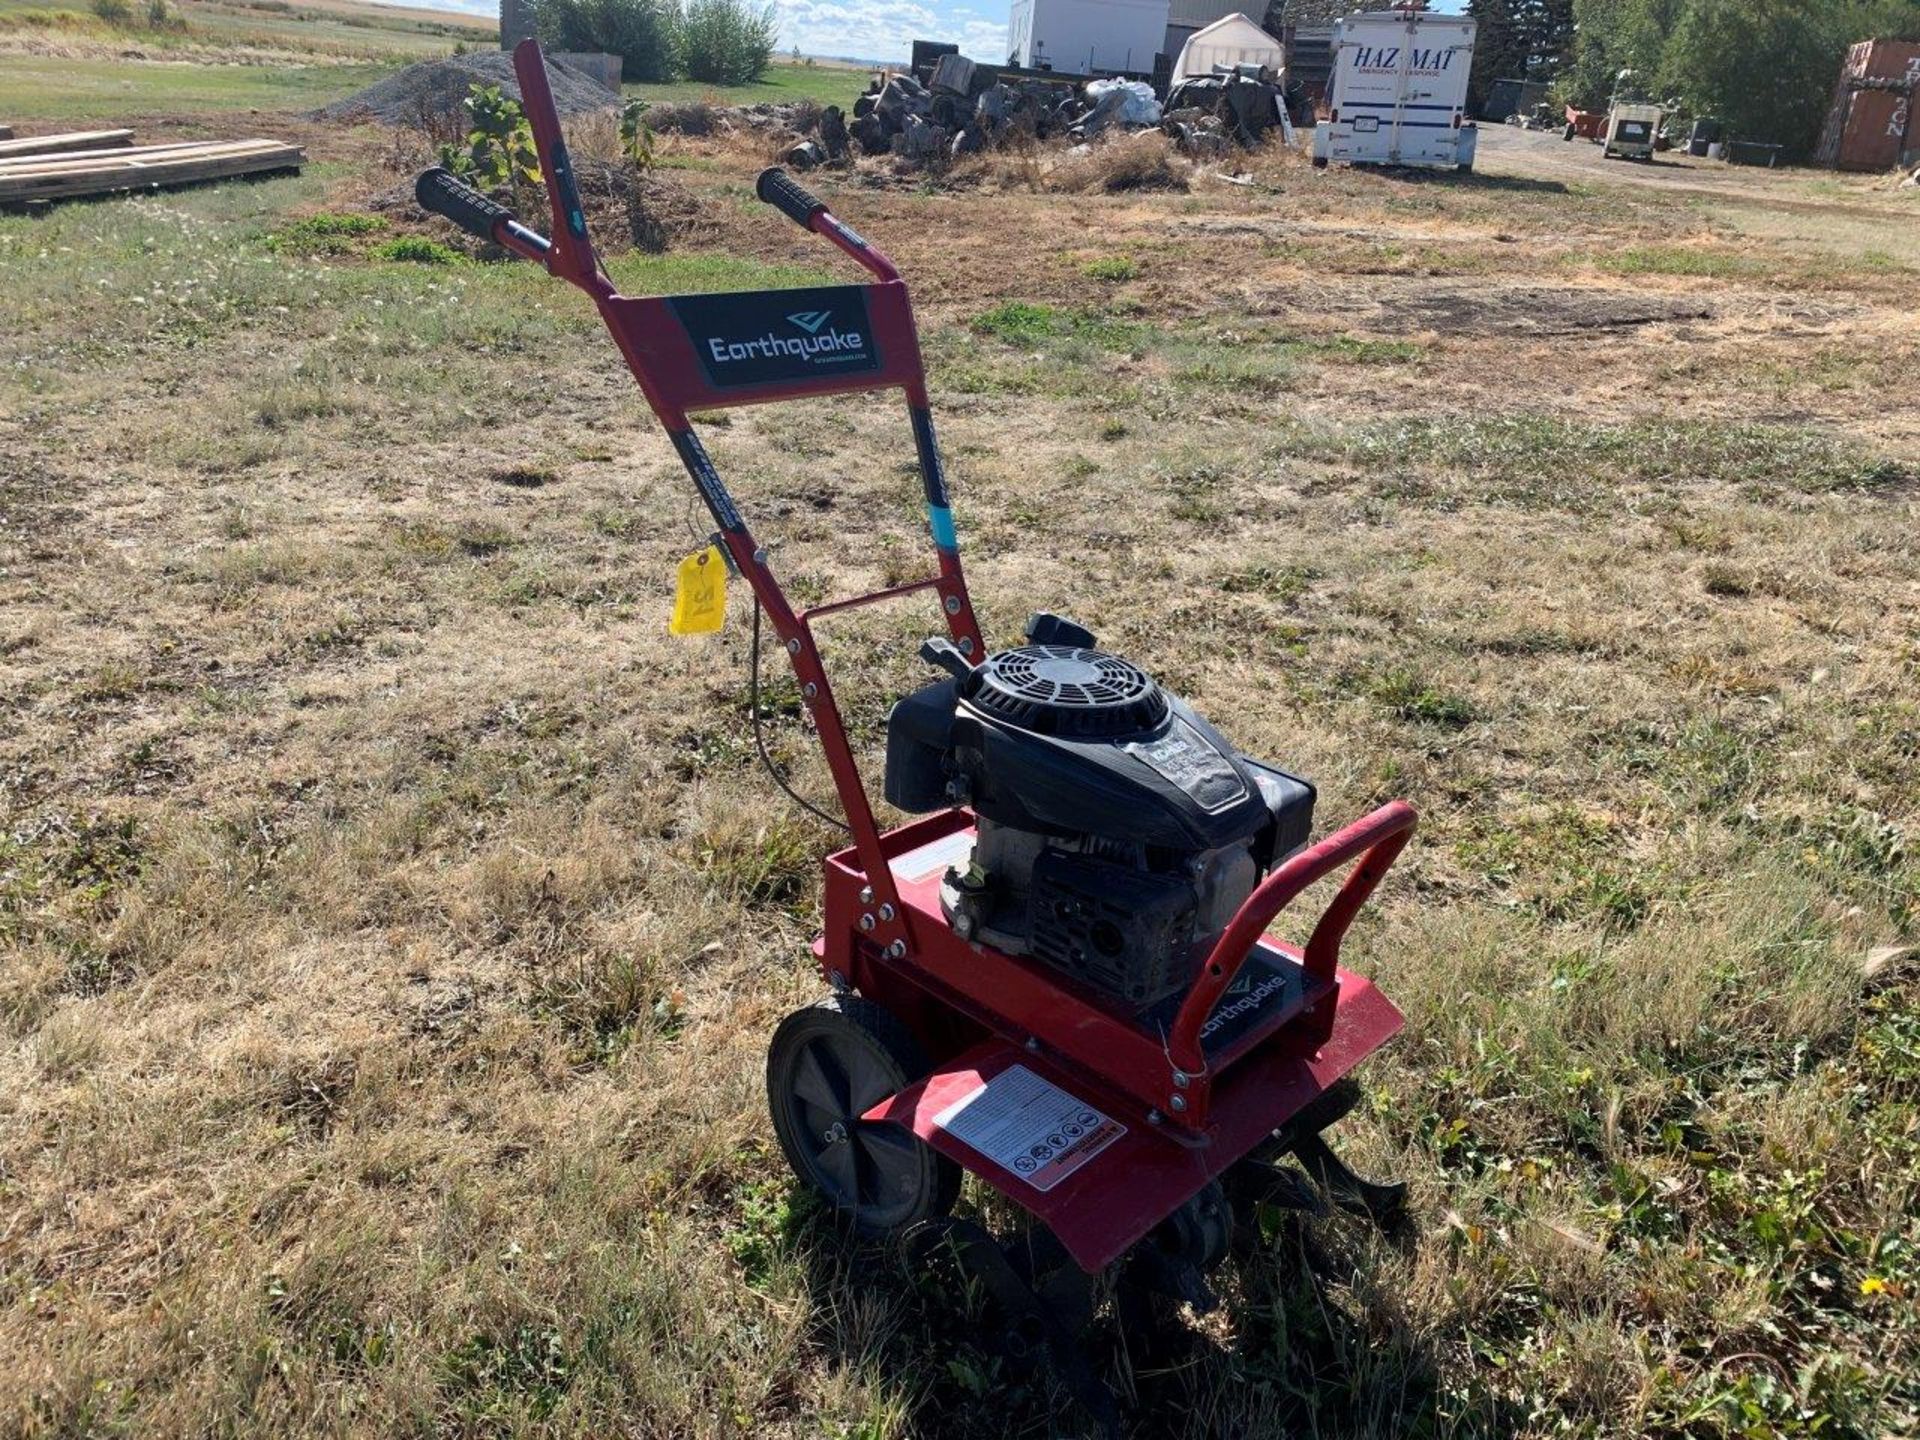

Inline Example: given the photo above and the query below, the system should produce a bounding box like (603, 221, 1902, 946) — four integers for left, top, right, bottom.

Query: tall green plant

(1467, 0, 1576, 113)
(1564, 0, 1687, 108)
(620, 97, 656, 168)
(536, 0, 683, 82)
(680, 0, 776, 85)
(437, 85, 542, 215)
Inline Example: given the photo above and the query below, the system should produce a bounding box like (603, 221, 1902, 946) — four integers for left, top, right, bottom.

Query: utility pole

(500, 0, 534, 50)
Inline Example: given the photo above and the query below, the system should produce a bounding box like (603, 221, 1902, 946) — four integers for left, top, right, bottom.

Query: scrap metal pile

(778, 51, 1288, 171)
(1163, 67, 1292, 153)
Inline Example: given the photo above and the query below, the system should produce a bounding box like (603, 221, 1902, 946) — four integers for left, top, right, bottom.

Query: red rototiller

(418, 40, 1418, 1429)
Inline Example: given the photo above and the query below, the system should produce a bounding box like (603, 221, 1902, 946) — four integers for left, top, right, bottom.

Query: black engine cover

(888, 644, 1303, 856)
(884, 637, 1315, 1010)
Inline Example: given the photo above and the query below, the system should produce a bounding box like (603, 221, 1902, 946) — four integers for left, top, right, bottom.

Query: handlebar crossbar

(1167, 801, 1417, 1075)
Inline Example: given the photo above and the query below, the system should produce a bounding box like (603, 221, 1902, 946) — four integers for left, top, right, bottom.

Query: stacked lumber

(0, 137, 303, 204)
(0, 128, 133, 160)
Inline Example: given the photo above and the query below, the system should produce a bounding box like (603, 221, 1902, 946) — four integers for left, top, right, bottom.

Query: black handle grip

(755, 166, 826, 229)
(415, 166, 515, 241)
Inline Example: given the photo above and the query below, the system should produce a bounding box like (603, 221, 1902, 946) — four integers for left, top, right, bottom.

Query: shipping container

(1484, 77, 1549, 123)
(1006, 0, 1169, 77)
(1816, 38, 1920, 171)
(1312, 9, 1476, 171)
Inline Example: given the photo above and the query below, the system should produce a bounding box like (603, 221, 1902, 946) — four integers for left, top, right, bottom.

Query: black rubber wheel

(767, 995, 960, 1239)
(1562, 123, 1575, 141)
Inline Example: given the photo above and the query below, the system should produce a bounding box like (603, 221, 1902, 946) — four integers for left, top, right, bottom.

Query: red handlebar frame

(1168, 800, 1417, 1075)
(462, 41, 982, 974)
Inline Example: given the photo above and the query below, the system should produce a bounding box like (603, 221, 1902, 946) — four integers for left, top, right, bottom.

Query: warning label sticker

(931, 1065, 1125, 1192)
(888, 829, 974, 885)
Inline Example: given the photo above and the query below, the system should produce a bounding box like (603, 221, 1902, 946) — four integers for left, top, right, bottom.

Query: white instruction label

(888, 829, 974, 884)
(931, 1065, 1125, 1192)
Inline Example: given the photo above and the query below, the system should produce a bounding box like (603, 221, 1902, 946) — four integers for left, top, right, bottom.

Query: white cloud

(774, 0, 1011, 63)
(377, 0, 1016, 65)
(382, 0, 496, 16)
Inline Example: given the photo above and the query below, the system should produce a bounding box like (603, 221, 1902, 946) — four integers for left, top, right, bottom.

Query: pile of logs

(1163, 69, 1291, 153)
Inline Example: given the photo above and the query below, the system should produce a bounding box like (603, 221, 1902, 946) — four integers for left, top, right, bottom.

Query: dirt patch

(575, 162, 707, 253)
(1277, 280, 1715, 337)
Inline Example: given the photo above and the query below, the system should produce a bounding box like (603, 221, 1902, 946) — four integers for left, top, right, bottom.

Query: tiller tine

(1291, 1131, 1410, 1229)
(1225, 1157, 1331, 1225)
(906, 1218, 1121, 1440)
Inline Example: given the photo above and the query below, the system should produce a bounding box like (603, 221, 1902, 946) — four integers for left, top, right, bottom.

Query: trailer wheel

(1311, 156, 1328, 169)
(1562, 123, 1575, 141)
(768, 995, 960, 1239)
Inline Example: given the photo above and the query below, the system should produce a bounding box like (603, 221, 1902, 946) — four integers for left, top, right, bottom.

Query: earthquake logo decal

(670, 286, 883, 389)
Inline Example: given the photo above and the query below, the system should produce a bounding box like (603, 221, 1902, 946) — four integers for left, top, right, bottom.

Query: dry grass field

(3, 85, 1919, 1440)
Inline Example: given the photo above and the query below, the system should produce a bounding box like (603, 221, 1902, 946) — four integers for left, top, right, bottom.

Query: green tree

(1661, 0, 1848, 153)
(1841, 0, 1920, 42)
(1560, 0, 1920, 149)
(536, 0, 683, 82)
(680, 0, 777, 85)
(1468, 0, 1577, 114)
(1563, 0, 1678, 109)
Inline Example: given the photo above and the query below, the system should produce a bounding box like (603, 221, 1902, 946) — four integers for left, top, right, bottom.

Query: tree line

(532, 0, 778, 84)
(1466, 0, 1920, 155)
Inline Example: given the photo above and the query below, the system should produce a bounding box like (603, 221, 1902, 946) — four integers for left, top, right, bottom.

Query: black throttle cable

(750, 597, 851, 833)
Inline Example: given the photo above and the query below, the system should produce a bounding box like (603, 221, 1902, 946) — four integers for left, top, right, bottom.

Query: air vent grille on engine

(967, 645, 1168, 739)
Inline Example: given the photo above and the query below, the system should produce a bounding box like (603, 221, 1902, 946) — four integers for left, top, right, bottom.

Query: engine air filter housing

(966, 645, 1167, 739)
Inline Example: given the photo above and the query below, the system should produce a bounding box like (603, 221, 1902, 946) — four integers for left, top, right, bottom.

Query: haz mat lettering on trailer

(669, 285, 882, 389)
(1351, 46, 1459, 73)
(932, 1065, 1125, 1192)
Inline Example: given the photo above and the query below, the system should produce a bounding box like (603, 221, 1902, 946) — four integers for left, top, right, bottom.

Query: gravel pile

(315, 52, 619, 126)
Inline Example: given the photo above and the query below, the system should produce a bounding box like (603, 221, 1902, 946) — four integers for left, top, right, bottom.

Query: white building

(1006, 0, 1170, 75)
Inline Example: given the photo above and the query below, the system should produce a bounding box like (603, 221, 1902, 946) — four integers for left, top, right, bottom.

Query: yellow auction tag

(669, 545, 727, 636)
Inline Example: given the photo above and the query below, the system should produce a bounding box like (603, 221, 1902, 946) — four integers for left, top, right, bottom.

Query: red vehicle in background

(1564, 103, 1606, 141)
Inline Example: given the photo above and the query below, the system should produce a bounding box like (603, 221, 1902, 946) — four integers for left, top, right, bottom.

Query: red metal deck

(864, 968, 1403, 1273)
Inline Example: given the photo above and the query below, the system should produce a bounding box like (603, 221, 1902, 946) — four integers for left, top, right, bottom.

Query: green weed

(441, 1326, 572, 1421)
(372, 235, 465, 265)
(1368, 666, 1477, 729)
(266, 211, 386, 256)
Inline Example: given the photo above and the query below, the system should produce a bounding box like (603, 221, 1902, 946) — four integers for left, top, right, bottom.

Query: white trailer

(1006, 0, 1169, 76)
(1603, 102, 1663, 160)
(1312, 8, 1477, 171)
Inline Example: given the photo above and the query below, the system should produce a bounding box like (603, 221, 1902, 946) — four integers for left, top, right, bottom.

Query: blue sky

(395, 0, 1463, 65)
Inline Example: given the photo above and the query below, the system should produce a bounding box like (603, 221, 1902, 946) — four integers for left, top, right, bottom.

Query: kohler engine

(884, 614, 1315, 1011)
